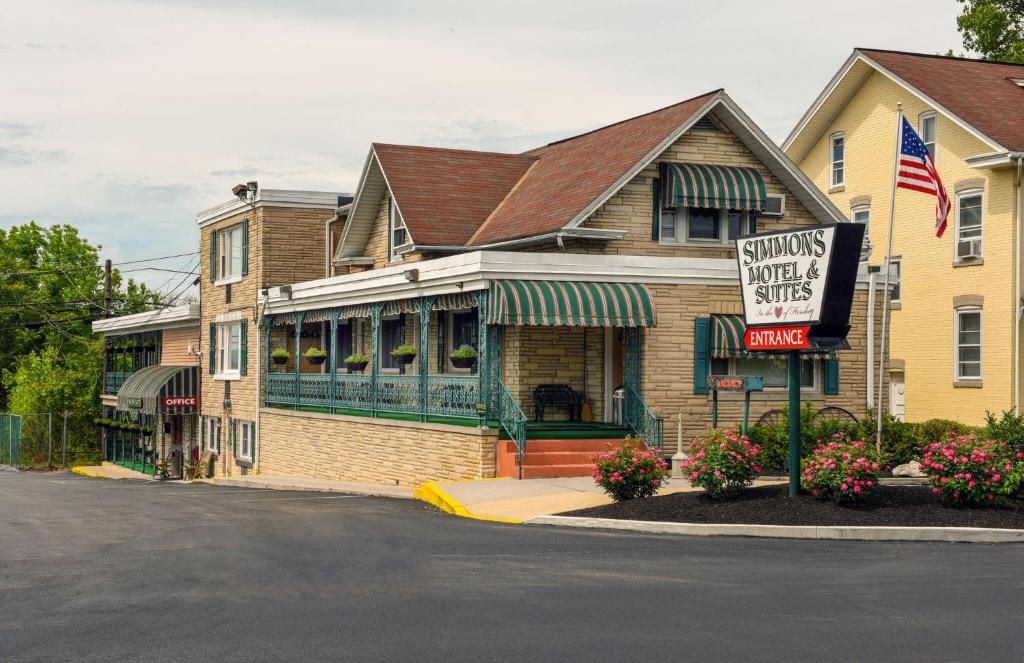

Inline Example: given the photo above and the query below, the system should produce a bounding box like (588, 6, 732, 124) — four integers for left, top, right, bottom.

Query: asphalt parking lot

(2, 471, 1023, 662)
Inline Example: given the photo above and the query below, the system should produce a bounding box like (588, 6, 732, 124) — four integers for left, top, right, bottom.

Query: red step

(496, 438, 647, 479)
(520, 464, 595, 479)
(524, 439, 622, 452)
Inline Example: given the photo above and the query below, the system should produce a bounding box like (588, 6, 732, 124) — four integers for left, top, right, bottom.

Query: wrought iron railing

(497, 381, 528, 475)
(103, 371, 132, 395)
(624, 385, 664, 451)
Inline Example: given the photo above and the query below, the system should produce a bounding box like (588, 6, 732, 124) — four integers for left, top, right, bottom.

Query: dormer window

(389, 200, 409, 261)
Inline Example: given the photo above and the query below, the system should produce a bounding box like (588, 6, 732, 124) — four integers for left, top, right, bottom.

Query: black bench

(532, 384, 584, 422)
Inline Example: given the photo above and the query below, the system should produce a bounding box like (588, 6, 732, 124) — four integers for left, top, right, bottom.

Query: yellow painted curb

(414, 481, 523, 525)
(71, 467, 111, 479)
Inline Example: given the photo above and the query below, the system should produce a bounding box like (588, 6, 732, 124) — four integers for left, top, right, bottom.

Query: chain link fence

(0, 414, 22, 468)
(3, 411, 100, 470)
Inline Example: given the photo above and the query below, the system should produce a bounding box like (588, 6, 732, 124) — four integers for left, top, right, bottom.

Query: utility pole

(103, 259, 112, 317)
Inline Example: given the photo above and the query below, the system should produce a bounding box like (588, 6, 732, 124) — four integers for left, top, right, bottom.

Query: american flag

(896, 116, 950, 237)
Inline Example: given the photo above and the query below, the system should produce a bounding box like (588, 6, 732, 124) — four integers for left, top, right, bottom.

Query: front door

(604, 329, 625, 423)
(169, 415, 183, 478)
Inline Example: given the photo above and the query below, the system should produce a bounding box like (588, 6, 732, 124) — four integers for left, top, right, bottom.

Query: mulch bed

(562, 484, 1024, 530)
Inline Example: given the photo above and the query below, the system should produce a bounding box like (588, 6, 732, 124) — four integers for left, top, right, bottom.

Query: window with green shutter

(651, 176, 661, 241)
(824, 357, 839, 395)
(209, 230, 218, 282)
(241, 219, 249, 276)
(240, 319, 248, 375)
(208, 323, 216, 375)
(693, 317, 711, 394)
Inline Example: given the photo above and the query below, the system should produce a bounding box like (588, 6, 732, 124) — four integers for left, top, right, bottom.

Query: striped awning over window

(487, 280, 656, 327)
(711, 314, 747, 358)
(661, 163, 767, 211)
(116, 365, 199, 415)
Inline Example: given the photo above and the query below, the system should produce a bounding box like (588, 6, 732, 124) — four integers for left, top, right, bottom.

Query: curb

(71, 467, 108, 479)
(414, 481, 523, 524)
(524, 515, 1024, 544)
(209, 476, 413, 499)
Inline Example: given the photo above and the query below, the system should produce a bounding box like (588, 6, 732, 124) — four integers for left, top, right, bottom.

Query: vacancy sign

(744, 325, 811, 351)
(736, 225, 836, 327)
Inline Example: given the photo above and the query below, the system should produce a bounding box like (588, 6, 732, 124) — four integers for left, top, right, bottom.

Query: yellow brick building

(785, 49, 1024, 425)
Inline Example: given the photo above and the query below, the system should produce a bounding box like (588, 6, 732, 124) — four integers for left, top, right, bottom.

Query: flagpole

(875, 102, 903, 455)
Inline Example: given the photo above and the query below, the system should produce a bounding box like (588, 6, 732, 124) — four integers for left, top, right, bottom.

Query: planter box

(346, 361, 368, 372)
(307, 355, 326, 365)
(450, 356, 477, 369)
(393, 353, 416, 365)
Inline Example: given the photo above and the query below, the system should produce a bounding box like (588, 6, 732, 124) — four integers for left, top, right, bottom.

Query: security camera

(232, 184, 248, 199)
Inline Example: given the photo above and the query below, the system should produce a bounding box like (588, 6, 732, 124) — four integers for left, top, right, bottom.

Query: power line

(0, 251, 200, 277)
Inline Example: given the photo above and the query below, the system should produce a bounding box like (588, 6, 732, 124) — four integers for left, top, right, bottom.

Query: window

(830, 133, 845, 188)
(890, 257, 901, 304)
(379, 317, 404, 371)
(217, 322, 241, 375)
(236, 420, 254, 461)
(447, 309, 478, 371)
(335, 321, 353, 372)
(660, 208, 756, 245)
(919, 112, 936, 161)
(389, 202, 409, 261)
(711, 357, 817, 390)
(852, 205, 870, 251)
(956, 190, 983, 252)
(204, 416, 221, 454)
(218, 224, 243, 280)
(955, 309, 981, 380)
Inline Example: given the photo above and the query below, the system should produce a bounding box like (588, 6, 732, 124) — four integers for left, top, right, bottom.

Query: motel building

(183, 90, 893, 486)
(92, 305, 202, 478)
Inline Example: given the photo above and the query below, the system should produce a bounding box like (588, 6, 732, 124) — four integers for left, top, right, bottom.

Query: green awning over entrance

(711, 314, 746, 358)
(116, 365, 199, 415)
(487, 280, 656, 327)
(661, 163, 767, 211)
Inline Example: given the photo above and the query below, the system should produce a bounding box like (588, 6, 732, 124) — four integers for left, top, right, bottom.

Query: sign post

(736, 223, 865, 497)
(707, 376, 764, 435)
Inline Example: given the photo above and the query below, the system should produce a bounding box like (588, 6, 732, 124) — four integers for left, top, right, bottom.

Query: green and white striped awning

(661, 163, 767, 211)
(487, 280, 656, 327)
(116, 365, 199, 415)
(711, 314, 747, 358)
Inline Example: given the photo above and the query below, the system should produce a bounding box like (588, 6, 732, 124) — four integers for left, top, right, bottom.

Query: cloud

(416, 117, 571, 153)
(0, 145, 65, 167)
(0, 122, 42, 139)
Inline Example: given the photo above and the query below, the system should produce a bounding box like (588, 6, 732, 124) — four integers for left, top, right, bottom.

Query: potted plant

(140, 425, 154, 437)
(305, 346, 327, 365)
(345, 353, 369, 372)
(450, 345, 478, 369)
(271, 348, 290, 366)
(391, 344, 418, 365)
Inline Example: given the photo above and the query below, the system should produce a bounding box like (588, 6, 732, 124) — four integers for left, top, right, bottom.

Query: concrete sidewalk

(210, 474, 415, 499)
(72, 462, 155, 480)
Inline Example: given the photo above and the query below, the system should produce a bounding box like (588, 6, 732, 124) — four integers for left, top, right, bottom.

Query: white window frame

(955, 188, 984, 259)
(204, 416, 221, 454)
(889, 257, 901, 305)
(919, 112, 936, 162)
(216, 321, 242, 378)
(236, 420, 254, 462)
(389, 203, 410, 262)
(852, 204, 871, 253)
(216, 223, 244, 284)
(830, 133, 845, 188)
(954, 307, 982, 381)
(659, 207, 754, 247)
(378, 315, 404, 374)
(711, 356, 819, 392)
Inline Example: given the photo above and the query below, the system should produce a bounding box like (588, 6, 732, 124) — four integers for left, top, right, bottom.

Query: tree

(956, 0, 1024, 63)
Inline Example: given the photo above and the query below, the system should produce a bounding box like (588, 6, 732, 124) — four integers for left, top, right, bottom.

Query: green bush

(984, 409, 1024, 456)
(747, 403, 864, 471)
(304, 347, 327, 359)
(450, 345, 478, 359)
(271, 348, 290, 360)
(391, 344, 417, 357)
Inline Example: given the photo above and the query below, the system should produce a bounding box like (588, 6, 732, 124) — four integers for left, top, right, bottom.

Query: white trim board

(196, 190, 348, 228)
(92, 304, 200, 335)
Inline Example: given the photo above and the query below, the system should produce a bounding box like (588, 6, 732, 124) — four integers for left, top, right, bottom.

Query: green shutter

(209, 230, 218, 282)
(651, 177, 661, 241)
(694, 317, 711, 394)
(240, 319, 248, 376)
(824, 357, 840, 395)
(241, 219, 249, 276)
(208, 323, 216, 375)
(748, 212, 757, 235)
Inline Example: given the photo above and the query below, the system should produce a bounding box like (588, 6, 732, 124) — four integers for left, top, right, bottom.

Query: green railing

(266, 372, 482, 421)
(497, 381, 528, 477)
(103, 371, 133, 395)
(624, 385, 664, 451)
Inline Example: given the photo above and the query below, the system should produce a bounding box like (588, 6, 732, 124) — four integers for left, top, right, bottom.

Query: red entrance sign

(744, 325, 811, 351)
(164, 396, 197, 408)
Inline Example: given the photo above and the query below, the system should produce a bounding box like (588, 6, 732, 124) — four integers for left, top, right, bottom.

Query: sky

(1, 0, 964, 300)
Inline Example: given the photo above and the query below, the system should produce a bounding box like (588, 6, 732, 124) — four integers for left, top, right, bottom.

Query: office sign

(164, 396, 197, 408)
(706, 376, 764, 392)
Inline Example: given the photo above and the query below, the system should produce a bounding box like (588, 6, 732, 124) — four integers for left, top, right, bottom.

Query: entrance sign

(744, 325, 811, 351)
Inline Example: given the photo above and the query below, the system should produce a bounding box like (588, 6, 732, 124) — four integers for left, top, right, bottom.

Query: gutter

(1016, 154, 1023, 413)
(254, 291, 269, 471)
(866, 264, 879, 409)
(415, 228, 628, 253)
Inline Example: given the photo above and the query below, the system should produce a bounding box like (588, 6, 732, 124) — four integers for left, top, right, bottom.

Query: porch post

(263, 316, 272, 407)
(418, 297, 434, 422)
(329, 309, 340, 412)
(370, 303, 382, 417)
(475, 290, 489, 426)
(293, 312, 304, 408)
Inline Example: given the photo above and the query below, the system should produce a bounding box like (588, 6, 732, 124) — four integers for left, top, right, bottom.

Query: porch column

(370, 303, 382, 417)
(418, 297, 434, 422)
(262, 316, 272, 407)
(329, 309, 340, 410)
(293, 312, 304, 407)
(475, 290, 489, 426)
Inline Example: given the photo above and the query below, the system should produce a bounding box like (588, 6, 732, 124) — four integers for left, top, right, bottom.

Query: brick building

(246, 90, 891, 485)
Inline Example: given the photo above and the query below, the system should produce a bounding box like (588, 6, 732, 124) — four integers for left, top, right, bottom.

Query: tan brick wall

(258, 408, 497, 485)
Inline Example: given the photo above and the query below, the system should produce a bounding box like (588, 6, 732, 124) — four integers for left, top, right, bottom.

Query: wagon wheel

(756, 409, 784, 427)
(811, 406, 858, 424)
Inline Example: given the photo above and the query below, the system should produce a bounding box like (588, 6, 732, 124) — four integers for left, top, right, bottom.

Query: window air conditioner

(956, 238, 982, 260)
(763, 193, 785, 216)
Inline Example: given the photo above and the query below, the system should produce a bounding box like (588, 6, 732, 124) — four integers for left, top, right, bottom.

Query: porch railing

(103, 371, 132, 395)
(624, 385, 664, 451)
(497, 380, 527, 476)
(266, 372, 482, 421)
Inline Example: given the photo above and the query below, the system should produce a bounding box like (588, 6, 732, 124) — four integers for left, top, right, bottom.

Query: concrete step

(521, 450, 602, 465)
(520, 463, 594, 479)
(524, 439, 621, 452)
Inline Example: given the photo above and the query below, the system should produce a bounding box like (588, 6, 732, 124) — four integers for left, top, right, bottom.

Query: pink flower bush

(801, 434, 880, 503)
(920, 434, 1022, 505)
(592, 436, 670, 502)
(681, 429, 762, 498)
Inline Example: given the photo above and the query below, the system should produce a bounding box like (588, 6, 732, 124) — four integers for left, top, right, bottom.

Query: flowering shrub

(681, 429, 761, 498)
(592, 436, 669, 502)
(920, 434, 1023, 505)
(801, 435, 881, 503)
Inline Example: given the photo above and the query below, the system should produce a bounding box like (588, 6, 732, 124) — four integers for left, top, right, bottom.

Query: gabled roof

(373, 144, 537, 246)
(784, 48, 1024, 162)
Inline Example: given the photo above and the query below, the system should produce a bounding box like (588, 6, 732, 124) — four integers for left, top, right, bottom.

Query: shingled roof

(860, 49, 1024, 152)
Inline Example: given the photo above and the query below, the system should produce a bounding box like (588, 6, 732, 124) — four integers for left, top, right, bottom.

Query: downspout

(1015, 154, 1023, 414)
(254, 293, 268, 471)
(866, 265, 879, 409)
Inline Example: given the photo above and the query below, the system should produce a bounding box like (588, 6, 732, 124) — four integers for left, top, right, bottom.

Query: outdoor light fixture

(404, 268, 419, 282)
(232, 180, 258, 205)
